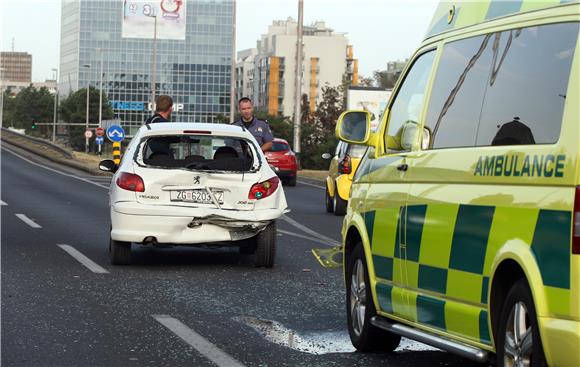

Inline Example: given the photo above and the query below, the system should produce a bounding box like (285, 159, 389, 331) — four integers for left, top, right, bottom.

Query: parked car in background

(265, 138, 298, 186)
(99, 123, 287, 268)
(323, 141, 367, 215)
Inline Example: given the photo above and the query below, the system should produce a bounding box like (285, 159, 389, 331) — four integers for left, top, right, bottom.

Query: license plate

(170, 190, 224, 204)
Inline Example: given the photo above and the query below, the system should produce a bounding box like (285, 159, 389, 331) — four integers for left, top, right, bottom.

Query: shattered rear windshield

(141, 135, 255, 171)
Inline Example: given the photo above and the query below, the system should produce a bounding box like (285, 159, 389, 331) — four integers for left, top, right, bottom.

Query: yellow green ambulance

(335, 1, 580, 365)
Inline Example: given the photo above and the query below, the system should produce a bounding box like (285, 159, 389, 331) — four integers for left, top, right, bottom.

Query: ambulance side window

(384, 50, 435, 152)
(476, 23, 579, 146)
(424, 34, 493, 149)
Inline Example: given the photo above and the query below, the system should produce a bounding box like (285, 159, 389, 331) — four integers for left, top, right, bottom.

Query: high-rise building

(237, 19, 357, 118)
(59, 0, 234, 134)
(0, 52, 32, 83)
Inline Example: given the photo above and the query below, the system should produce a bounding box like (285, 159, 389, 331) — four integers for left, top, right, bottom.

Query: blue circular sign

(106, 125, 125, 142)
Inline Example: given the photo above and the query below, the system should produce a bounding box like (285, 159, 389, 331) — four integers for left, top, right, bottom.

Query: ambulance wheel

(497, 279, 546, 367)
(333, 185, 347, 216)
(109, 237, 131, 265)
(254, 221, 276, 268)
(325, 185, 334, 213)
(346, 243, 401, 352)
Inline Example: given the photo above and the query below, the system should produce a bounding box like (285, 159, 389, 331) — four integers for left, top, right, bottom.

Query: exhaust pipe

(142, 236, 158, 246)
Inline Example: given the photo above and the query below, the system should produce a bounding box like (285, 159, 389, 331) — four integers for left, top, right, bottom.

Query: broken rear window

(141, 135, 255, 171)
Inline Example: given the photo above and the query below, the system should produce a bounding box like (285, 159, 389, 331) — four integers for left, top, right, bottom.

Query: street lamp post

(97, 48, 105, 155)
(293, 0, 304, 163)
(52, 68, 58, 142)
(83, 64, 91, 153)
(0, 67, 5, 129)
(144, 10, 157, 110)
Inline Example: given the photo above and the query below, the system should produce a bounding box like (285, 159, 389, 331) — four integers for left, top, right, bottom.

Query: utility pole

(98, 49, 105, 155)
(52, 68, 58, 142)
(293, 0, 304, 163)
(83, 64, 91, 153)
(229, 0, 237, 123)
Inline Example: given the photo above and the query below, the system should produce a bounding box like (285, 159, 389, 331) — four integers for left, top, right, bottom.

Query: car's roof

(137, 122, 251, 137)
(273, 138, 289, 144)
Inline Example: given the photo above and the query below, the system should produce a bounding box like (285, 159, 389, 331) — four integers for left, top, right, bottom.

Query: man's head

(238, 97, 254, 122)
(155, 95, 174, 119)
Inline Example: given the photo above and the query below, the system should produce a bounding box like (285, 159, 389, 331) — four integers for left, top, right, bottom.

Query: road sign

(95, 136, 104, 145)
(84, 130, 93, 138)
(107, 125, 125, 142)
(96, 127, 105, 136)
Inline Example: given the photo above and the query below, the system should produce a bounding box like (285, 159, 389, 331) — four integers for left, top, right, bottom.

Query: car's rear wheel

(497, 279, 546, 367)
(287, 176, 297, 187)
(254, 221, 276, 268)
(110, 237, 131, 265)
(325, 185, 334, 213)
(239, 239, 257, 255)
(346, 243, 401, 352)
(333, 183, 347, 216)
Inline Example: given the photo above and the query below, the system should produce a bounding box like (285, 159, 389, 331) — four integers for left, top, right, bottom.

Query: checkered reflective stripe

(366, 204, 572, 345)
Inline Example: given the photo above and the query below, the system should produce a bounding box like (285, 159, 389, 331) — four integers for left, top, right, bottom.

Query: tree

(373, 70, 400, 89)
(4, 85, 55, 137)
(300, 85, 343, 169)
(59, 86, 114, 151)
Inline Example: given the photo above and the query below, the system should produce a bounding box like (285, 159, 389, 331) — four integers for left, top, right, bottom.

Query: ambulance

(334, 1, 580, 365)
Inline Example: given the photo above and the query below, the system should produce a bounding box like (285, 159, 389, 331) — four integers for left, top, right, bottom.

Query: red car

(265, 138, 297, 186)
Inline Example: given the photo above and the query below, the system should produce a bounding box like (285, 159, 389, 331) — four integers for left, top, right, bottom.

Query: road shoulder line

(152, 315, 246, 367)
(57, 244, 110, 274)
(15, 214, 42, 228)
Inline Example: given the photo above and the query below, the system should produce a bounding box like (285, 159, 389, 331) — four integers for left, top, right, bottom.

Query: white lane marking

(280, 214, 340, 246)
(297, 179, 324, 190)
(278, 229, 336, 246)
(153, 315, 246, 367)
(2, 146, 109, 189)
(1, 200, 7, 205)
(15, 214, 42, 228)
(57, 244, 110, 274)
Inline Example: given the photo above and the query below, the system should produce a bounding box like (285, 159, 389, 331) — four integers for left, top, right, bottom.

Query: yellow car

(335, 1, 580, 366)
(323, 142, 367, 215)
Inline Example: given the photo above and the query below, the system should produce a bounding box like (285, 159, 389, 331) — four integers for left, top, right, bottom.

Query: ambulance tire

(496, 279, 547, 367)
(254, 221, 276, 268)
(325, 186, 334, 213)
(346, 243, 401, 352)
(109, 237, 131, 265)
(333, 184, 347, 216)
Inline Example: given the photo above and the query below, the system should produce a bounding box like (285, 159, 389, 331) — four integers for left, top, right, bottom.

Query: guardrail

(1, 128, 73, 159)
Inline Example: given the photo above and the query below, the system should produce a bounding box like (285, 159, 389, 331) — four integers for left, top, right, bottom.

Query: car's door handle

(397, 163, 408, 172)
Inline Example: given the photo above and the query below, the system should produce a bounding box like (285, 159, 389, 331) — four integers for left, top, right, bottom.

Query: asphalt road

(1, 145, 481, 367)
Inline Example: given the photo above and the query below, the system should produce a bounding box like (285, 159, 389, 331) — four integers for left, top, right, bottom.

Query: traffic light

(31, 120, 37, 130)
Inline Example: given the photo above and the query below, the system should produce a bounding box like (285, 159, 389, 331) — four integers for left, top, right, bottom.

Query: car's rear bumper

(111, 202, 284, 244)
(539, 316, 580, 366)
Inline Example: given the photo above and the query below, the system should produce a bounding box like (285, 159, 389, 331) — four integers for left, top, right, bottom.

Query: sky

(0, 0, 439, 82)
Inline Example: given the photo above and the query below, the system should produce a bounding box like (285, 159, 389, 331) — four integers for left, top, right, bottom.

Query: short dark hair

(238, 97, 252, 105)
(156, 95, 173, 113)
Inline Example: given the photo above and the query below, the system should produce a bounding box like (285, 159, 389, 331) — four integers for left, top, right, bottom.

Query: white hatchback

(99, 123, 288, 267)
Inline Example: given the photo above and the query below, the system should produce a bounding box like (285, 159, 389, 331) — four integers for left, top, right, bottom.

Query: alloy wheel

(350, 259, 367, 337)
(504, 301, 533, 367)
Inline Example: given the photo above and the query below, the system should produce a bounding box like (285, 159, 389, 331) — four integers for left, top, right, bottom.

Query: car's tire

(287, 176, 297, 187)
(346, 243, 401, 352)
(496, 278, 547, 367)
(254, 221, 276, 268)
(239, 239, 257, 255)
(333, 183, 348, 216)
(109, 237, 132, 265)
(325, 185, 334, 213)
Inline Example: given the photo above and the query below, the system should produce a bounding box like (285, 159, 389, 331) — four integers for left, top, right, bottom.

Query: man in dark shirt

(232, 97, 273, 152)
(145, 95, 173, 124)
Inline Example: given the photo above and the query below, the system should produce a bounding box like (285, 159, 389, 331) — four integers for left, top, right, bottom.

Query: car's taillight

(116, 172, 145, 192)
(249, 176, 280, 200)
(339, 155, 352, 174)
(573, 187, 580, 254)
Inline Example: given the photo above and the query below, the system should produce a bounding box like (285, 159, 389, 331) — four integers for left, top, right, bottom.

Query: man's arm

(261, 141, 272, 152)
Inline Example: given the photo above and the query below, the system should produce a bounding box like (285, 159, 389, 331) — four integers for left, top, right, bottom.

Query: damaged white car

(99, 123, 288, 267)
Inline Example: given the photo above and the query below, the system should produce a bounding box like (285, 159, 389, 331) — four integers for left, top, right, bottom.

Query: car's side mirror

(335, 110, 371, 144)
(99, 159, 117, 173)
(321, 153, 332, 160)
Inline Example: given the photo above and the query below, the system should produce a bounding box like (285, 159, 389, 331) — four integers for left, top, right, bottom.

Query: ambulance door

(365, 49, 437, 323)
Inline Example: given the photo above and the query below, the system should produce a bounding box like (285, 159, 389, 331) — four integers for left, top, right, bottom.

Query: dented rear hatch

(133, 133, 264, 211)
